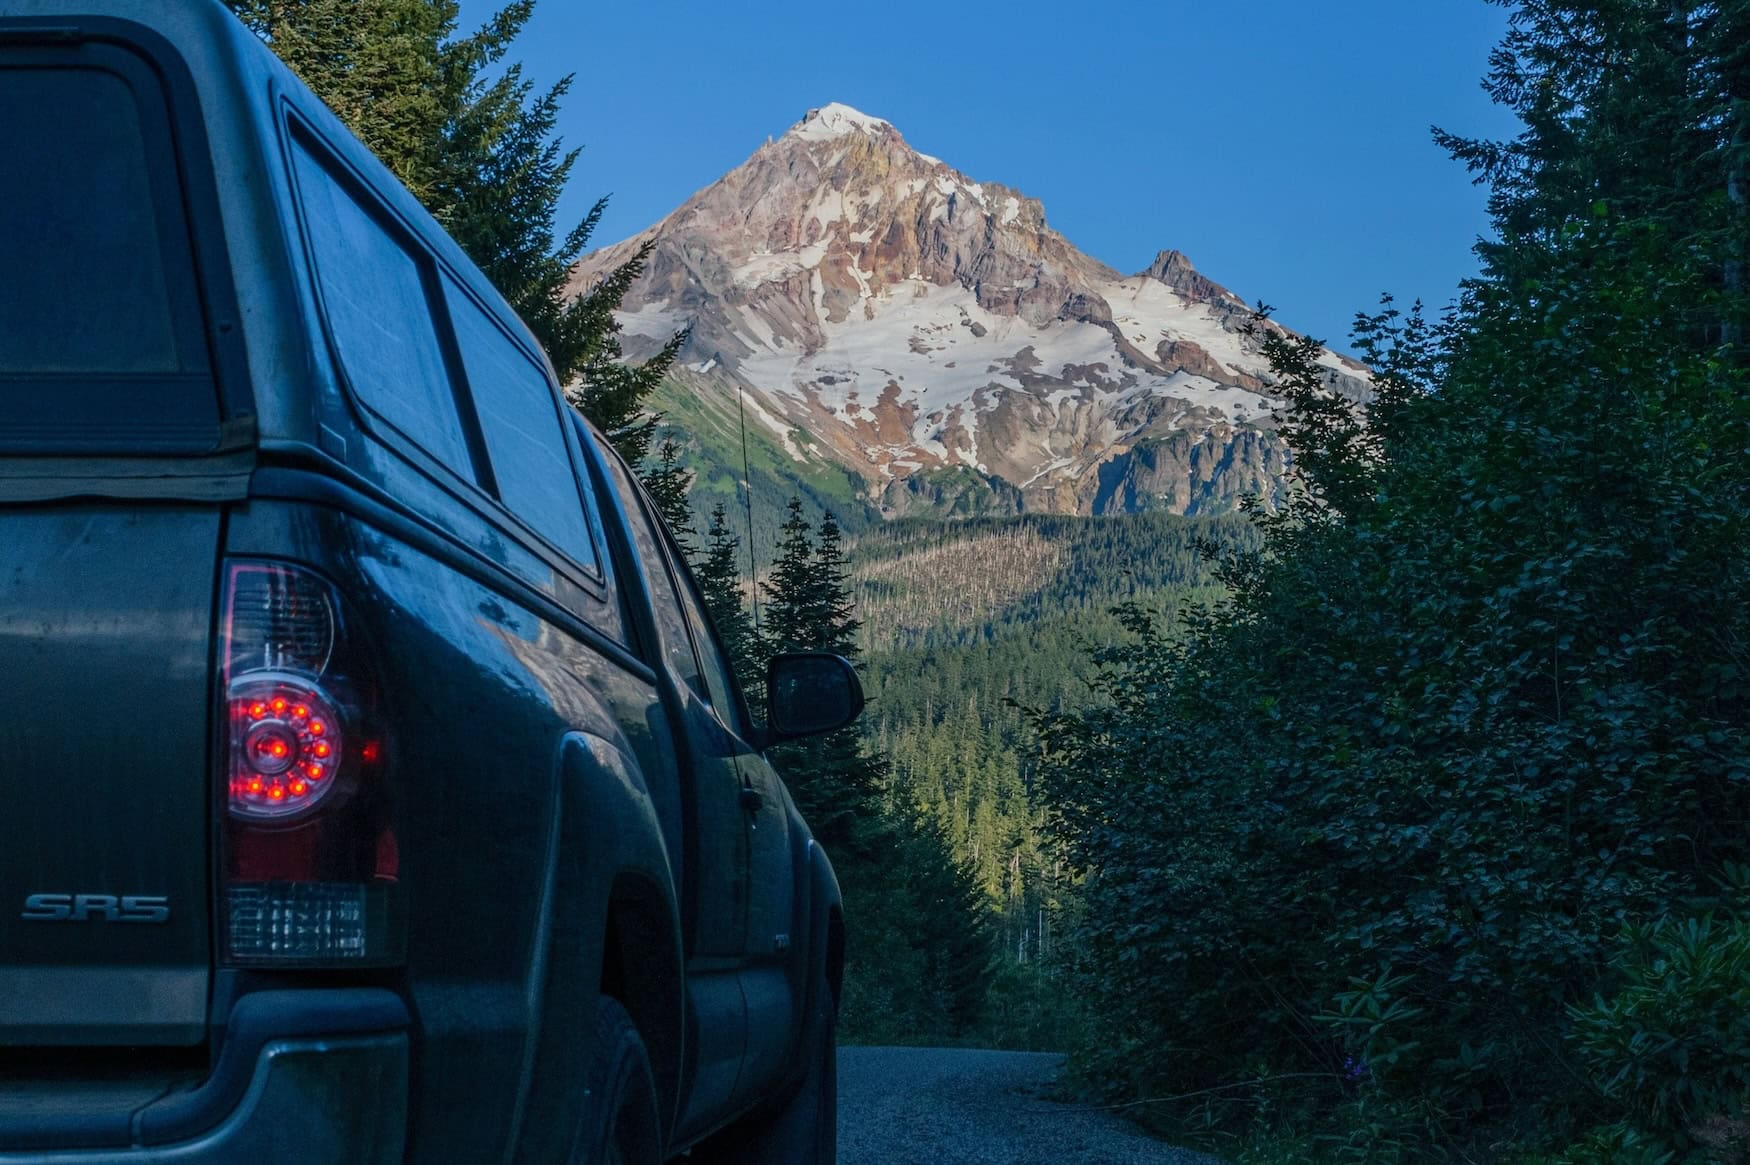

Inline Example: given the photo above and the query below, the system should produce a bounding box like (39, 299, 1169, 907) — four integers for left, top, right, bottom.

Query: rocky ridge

(570, 102, 1369, 517)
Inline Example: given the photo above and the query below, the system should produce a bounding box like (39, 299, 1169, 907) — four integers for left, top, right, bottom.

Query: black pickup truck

(0, 3, 853, 1161)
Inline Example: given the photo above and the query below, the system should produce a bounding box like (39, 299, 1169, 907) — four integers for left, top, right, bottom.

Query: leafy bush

(1565, 910, 1750, 1154)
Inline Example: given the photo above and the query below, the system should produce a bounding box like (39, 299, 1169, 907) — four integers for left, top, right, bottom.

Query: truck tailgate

(0, 506, 218, 1046)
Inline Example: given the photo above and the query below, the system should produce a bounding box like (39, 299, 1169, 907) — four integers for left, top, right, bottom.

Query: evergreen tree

(225, 0, 686, 467)
(225, 0, 458, 196)
(693, 503, 760, 694)
(808, 511, 862, 657)
(901, 819, 998, 1036)
(641, 433, 696, 554)
(756, 505, 883, 850)
(755, 498, 1000, 1043)
(759, 498, 818, 656)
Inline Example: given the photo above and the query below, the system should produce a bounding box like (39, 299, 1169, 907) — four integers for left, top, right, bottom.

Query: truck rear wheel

(571, 996, 662, 1165)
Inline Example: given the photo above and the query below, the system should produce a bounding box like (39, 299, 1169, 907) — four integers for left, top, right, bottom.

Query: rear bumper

(0, 990, 407, 1164)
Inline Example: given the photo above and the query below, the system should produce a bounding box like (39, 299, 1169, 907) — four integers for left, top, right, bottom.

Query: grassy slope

(652, 373, 878, 552)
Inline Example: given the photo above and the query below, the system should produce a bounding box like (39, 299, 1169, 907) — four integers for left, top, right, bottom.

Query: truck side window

(443, 276, 600, 575)
(596, 442, 712, 701)
(291, 138, 475, 477)
(670, 558, 746, 736)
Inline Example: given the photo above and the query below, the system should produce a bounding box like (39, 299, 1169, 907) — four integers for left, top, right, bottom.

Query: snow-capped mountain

(570, 102, 1369, 518)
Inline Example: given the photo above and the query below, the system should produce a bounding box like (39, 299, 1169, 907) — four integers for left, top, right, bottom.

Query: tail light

(218, 561, 402, 966)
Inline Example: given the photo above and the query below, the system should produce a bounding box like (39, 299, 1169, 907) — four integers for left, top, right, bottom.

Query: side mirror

(766, 653, 865, 741)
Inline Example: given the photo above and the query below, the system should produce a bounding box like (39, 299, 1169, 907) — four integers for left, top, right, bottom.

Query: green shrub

(1565, 912, 1750, 1153)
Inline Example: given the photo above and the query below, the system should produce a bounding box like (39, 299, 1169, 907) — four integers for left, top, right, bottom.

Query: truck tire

(698, 977, 837, 1165)
(571, 996, 663, 1165)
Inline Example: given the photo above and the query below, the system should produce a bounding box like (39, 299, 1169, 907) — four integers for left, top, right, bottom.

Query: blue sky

(457, 0, 1521, 350)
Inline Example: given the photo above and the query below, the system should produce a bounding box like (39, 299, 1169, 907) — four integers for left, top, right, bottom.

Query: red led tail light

(217, 560, 401, 965)
(227, 675, 342, 821)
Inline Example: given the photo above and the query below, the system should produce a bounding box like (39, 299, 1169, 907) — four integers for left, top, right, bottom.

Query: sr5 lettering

(20, 894, 171, 923)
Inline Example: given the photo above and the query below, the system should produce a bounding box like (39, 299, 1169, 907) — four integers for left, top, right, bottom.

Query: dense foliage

(1032, 2, 1750, 1159)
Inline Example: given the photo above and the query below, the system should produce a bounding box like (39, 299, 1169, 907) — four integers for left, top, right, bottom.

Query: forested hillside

(849, 512, 1253, 1044)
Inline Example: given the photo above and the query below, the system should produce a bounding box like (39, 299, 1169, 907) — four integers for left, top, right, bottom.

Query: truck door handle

(739, 787, 764, 813)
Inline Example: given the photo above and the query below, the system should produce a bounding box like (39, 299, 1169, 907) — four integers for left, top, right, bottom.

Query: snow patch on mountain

(789, 102, 892, 142)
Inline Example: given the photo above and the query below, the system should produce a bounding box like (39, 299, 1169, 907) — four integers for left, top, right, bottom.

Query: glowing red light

(227, 675, 344, 822)
(361, 742, 380, 762)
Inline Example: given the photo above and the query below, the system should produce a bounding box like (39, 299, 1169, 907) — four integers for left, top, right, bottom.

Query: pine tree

(641, 433, 695, 554)
(754, 502, 999, 1043)
(224, 0, 456, 195)
(808, 511, 862, 657)
(693, 504, 760, 694)
(759, 498, 818, 655)
(900, 820, 997, 1036)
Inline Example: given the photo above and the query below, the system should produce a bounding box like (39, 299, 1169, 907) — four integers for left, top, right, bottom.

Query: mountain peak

(570, 104, 1371, 520)
(789, 103, 893, 143)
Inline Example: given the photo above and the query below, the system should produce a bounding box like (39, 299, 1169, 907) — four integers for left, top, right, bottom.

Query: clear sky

(456, 0, 1522, 351)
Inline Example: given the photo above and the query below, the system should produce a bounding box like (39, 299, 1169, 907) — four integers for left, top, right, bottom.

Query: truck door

(593, 449, 749, 1127)
(662, 551, 798, 1107)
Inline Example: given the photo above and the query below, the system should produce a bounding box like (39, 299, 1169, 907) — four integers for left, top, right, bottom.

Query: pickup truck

(0, 3, 853, 1162)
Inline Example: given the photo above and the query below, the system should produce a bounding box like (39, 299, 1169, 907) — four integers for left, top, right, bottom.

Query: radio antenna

(736, 377, 761, 635)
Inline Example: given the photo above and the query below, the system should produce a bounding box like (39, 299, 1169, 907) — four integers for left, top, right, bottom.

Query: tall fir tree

(692, 504, 760, 694)
(755, 499, 997, 1042)
(808, 511, 861, 658)
(758, 498, 818, 656)
(640, 434, 696, 555)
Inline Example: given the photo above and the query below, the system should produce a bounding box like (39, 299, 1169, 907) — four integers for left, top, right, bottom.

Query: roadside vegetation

(1028, 4, 1750, 1159)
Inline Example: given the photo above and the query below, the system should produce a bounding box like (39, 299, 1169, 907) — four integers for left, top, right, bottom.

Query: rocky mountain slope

(570, 103, 1368, 519)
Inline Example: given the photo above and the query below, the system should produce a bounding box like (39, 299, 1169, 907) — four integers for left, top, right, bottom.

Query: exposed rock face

(570, 102, 1368, 518)
(1091, 430, 1289, 515)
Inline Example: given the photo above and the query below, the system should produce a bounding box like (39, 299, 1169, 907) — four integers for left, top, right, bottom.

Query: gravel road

(837, 1047, 1222, 1165)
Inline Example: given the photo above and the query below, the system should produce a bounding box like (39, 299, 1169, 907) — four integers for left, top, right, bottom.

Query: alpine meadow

(233, 0, 1750, 1160)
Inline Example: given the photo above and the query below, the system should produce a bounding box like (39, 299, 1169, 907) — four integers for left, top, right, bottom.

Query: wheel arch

(601, 872, 685, 1134)
(513, 731, 684, 1162)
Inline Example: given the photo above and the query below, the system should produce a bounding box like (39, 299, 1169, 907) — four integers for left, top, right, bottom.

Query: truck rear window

(0, 49, 218, 452)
